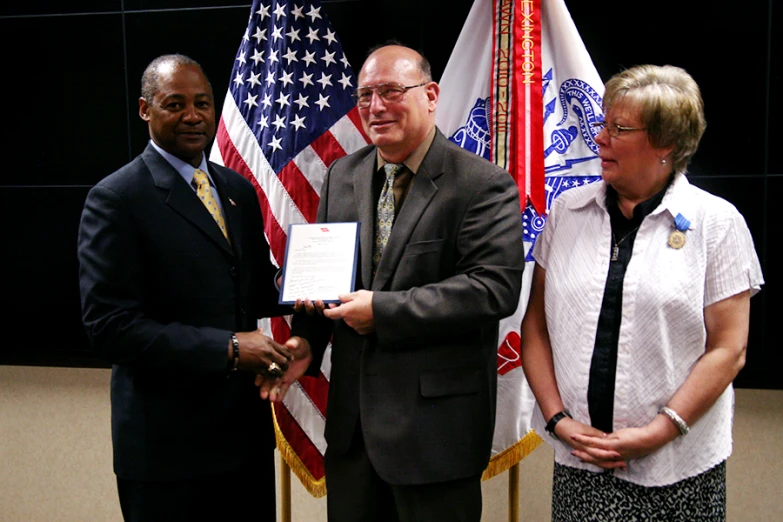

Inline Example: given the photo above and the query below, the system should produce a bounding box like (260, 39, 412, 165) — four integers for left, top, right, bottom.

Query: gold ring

(267, 362, 283, 376)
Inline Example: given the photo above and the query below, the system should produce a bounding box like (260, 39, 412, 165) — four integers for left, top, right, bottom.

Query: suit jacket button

(230, 266, 238, 277)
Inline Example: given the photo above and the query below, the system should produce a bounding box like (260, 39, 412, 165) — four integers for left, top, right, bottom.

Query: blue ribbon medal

(668, 213, 690, 249)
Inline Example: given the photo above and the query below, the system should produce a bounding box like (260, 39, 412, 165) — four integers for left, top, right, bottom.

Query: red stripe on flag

(514, 0, 546, 214)
(298, 373, 330, 416)
(310, 130, 347, 171)
(273, 402, 326, 481)
(270, 317, 328, 416)
(216, 118, 288, 265)
(346, 106, 370, 143)
(278, 160, 320, 224)
(270, 316, 291, 341)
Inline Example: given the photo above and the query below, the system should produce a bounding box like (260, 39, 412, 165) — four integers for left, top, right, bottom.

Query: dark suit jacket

(292, 129, 525, 485)
(78, 143, 286, 481)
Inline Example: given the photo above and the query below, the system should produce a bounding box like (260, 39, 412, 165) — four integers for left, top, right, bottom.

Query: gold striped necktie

(193, 168, 229, 242)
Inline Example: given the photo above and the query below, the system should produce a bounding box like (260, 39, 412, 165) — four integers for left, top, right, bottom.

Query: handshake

(231, 328, 312, 403)
(233, 290, 375, 401)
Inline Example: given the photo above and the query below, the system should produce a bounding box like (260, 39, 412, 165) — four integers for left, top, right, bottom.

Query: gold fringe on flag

(481, 430, 544, 481)
(271, 403, 327, 498)
(273, 404, 544, 494)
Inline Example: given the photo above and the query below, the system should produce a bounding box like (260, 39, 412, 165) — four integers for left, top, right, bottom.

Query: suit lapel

(372, 134, 447, 290)
(355, 153, 377, 290)
(372, 171, 437, 290)
(143, 145, 234, 256)
(210, 165, 243, 259)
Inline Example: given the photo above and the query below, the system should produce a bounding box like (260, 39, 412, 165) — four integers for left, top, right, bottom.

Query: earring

(660, 158, 667, 165)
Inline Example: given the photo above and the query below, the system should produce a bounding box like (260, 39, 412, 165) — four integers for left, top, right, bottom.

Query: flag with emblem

(209, 0, 369, 496)
(435, 0, 605, 478)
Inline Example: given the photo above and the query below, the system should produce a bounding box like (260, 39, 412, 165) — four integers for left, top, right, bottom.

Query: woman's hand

(556, 418, 627, 470)
(570, 414, 680, 468)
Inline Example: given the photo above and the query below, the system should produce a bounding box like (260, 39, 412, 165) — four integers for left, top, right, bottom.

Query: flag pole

(508, 463, 519, 522)
(280, 454, 292, 522)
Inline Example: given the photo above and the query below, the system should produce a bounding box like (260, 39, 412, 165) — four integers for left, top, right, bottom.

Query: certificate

(279, 222, 360, 304)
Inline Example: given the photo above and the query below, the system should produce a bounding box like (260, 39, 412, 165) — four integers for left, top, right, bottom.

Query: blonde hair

(602, 64, 706, 174)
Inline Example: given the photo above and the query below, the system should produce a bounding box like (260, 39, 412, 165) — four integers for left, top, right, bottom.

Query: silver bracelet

(659, 406, 690, 436)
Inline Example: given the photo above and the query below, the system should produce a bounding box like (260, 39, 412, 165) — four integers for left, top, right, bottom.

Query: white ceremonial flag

(437, 0, 605, 478)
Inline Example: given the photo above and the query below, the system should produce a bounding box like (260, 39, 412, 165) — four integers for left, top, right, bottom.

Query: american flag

(210, 0, 368, 496)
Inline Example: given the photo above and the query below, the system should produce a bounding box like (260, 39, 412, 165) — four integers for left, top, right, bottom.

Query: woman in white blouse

(520, 64, 764, 521)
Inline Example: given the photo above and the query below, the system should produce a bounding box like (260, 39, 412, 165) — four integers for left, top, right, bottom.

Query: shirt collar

(606, 174, 674, 222)
(565, 172, 691, 218)
(374, 126, 437, 174)
(149, 139, 210, 186)
(562, 180, 609, 211)
(654, 172, 693, 221)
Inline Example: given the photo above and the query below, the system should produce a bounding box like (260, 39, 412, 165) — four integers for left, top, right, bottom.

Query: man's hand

(234, 328, 293, 375)
(256, 336, 313, 402)
(323, 290, 375, 334)
(293, 298, 327, 316)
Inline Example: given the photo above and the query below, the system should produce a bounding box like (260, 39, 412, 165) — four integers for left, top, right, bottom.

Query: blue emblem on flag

(447, 70, 604, 262)
(448, 98, 491, 161)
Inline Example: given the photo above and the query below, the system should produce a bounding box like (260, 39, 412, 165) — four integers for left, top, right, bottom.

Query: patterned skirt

(552, 460, 726, 522)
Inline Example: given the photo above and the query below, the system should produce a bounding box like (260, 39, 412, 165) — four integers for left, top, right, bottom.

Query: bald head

(361, 45, 433, 84)
(141, 54, 211, 105)
(356, 45, 439, 163)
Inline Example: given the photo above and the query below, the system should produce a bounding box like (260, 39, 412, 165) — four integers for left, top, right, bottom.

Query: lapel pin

(228, 198, 237, 207)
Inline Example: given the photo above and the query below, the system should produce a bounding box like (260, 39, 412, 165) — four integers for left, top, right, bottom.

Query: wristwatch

(545, 410, 572, 440)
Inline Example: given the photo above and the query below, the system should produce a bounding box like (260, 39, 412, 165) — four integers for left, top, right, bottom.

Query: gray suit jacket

(292, 129, 525, 485)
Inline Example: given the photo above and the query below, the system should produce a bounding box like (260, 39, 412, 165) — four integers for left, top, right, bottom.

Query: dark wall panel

(0, 14, 129, 186)
(0, 1, 122, 17)
(757, 175, 782, 389)
(769, 1, 781, 174)
(564, 0, 769, 178)
(0, 0, 777, 390)
(1, 186, 92, 365)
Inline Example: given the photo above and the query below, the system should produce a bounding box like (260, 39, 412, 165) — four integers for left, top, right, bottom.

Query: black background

(0, 1, 778, 389)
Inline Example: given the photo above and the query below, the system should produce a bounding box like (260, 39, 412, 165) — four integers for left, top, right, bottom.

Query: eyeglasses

(352, 82, 427, 108)
(591, 121, 646, 138)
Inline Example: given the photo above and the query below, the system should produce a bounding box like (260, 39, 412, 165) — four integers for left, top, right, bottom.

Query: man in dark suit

(77, 54, 290, 522)
(265, 44, 525, 522)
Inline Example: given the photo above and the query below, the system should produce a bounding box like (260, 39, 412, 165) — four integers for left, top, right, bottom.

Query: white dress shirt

(531, 172, 764, 487)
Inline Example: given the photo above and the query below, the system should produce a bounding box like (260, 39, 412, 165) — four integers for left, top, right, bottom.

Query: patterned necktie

(193, 168, 230, 242)
(373, 163, 402, 270)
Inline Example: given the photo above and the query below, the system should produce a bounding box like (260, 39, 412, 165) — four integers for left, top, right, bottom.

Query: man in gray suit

(78, 54, 291, 521)
(264, 44, 525, 522)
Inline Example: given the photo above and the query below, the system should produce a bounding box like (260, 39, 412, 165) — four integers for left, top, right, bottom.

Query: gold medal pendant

(668, 230, 686, 249)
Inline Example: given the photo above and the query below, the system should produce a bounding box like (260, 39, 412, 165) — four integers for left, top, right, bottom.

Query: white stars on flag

(306, 5, 321, 21)
(244, 93, 259, 108)
(315, 94, 330, 110)
(250, 48, 265, 65)
(253, 27, 267, 43)
(225, 0, 357, 161)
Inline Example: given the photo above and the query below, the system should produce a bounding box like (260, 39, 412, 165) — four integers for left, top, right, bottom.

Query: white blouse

(531, 173, 764, 487)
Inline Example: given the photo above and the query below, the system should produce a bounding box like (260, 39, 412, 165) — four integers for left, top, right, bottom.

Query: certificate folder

(279, 222, 360, 304)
